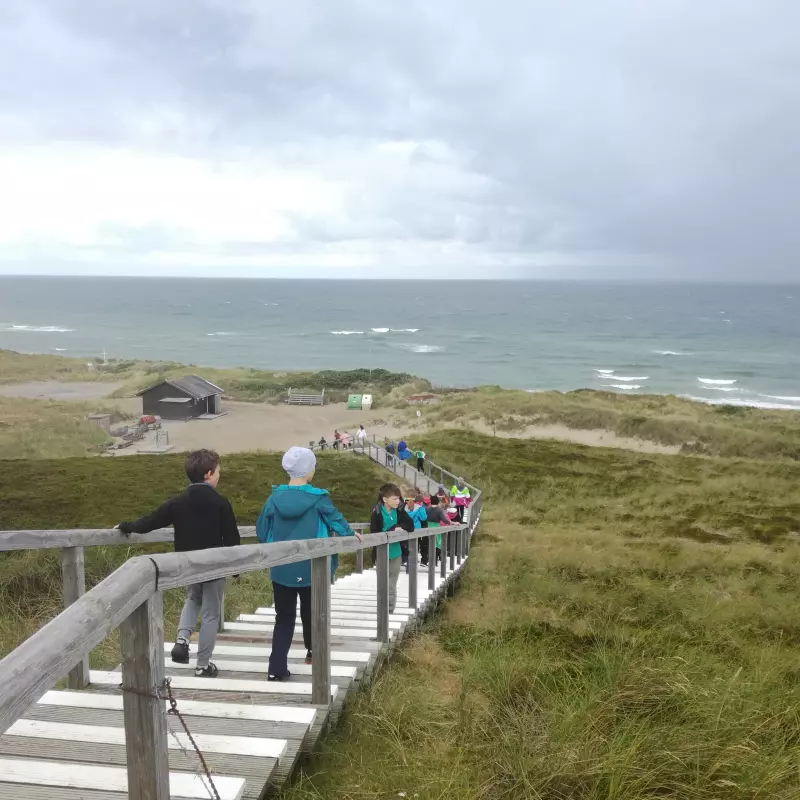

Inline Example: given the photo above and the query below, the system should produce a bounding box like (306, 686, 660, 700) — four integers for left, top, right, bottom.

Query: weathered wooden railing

(0, 513, 478, 799)
(0, 522, 369, 690)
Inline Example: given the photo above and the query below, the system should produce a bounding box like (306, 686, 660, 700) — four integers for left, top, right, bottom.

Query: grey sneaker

(194, 662, 218, 678)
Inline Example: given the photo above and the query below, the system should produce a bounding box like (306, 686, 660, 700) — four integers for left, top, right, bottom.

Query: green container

(347, 394, 363, 410)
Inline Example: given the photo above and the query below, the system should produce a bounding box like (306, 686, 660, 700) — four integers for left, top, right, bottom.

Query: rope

(119, 677, 221, 800)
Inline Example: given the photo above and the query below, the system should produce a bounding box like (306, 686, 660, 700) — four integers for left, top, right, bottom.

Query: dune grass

(413, 387, 800, 460)
(279, 431, 800, 800)
(0, 396, 130, 459)
(0, 452, 385, 666)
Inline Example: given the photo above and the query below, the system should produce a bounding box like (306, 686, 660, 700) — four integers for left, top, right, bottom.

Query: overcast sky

(1, 0, 798, 280)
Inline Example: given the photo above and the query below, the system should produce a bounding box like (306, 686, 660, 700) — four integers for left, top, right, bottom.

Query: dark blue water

(1, 277, 798, 409)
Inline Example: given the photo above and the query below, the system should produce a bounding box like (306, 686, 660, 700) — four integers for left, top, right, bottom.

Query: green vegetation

(415, 387, 800, 460)
(0, 397, 129, 459)
(281, 431, 800, 800)
(0, 452, 384, 665)
(0, 349, 428, 403)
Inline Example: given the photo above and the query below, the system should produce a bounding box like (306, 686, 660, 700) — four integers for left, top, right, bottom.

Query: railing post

(356, 548, 364, 574)
(376, 543, 390, 643)
(120, 591, 169, 800)
(428, 534, 436, 591)
(440, 530, 447, 578)
(449, 528, 456, 571)
(456, 527, 463, 564)
(61, 546, 89, 689)
(311, 555, 331, 705)
(408, 538, 418, 610)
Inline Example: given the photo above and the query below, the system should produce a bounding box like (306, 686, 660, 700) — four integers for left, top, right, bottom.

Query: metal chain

(119, 678, 221, 800)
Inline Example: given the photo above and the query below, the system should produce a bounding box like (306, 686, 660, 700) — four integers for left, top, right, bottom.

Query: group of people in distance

(115, 444, 471, 683)
(317, 424, 369, 451)
(383, 438, 427, 473)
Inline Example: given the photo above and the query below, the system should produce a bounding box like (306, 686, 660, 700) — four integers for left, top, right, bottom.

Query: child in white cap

(256, 446, 362, 680)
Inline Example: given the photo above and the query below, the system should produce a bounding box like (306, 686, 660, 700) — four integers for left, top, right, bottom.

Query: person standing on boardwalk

(333, 430, 342, 450)
(369, 483, 414, 613)
(406, 494, 429, 565)
(415, 446, 426, 473)
(424, 494, 451, 565)
(356, 424, 367, 449)
(450, 477, 471, 523)
(257, 447, 361, 681)
(385, 438, 396, 468)
(116, 449, 240, 678)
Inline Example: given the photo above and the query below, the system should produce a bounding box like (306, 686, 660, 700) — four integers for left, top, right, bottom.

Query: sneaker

(268, 671, 292, 682)
(171, 638, 190, 664)
(194, 662, 218, 678)
(304, 650, 313, 665)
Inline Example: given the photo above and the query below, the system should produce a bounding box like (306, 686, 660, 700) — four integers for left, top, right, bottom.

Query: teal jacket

(256, 485, 355, 587)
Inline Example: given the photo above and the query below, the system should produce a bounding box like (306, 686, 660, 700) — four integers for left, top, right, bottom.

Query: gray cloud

(1, 0, 799, 279)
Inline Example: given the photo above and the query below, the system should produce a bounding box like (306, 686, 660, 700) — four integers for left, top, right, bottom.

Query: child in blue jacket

(257, 447, 361, 681)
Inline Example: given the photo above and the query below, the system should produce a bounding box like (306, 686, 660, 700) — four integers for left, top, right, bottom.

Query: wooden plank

(38, 690, 317, 725)
(310, 555, 331, 705)
(250, 609, 411, 621)
(91, 671, 339, 699)
(177, 644, 371, 665)
(223, 622, 400, 639)
(375, 543, 389, 643)
(238, 614, 403, 629)
(60, 547, 89, 690)
(408, 538, 418, 610)
(0, 759, 245, 800)
(0, 558, 156, 734)
(0, 524, 368, 553)
(166, 659, 356, 678)
(355, 548, 364, 573)
(119, 591, 169, 800)
(441, 530, 448, 579)
(152, 527, 457, 590)
(428, 534, 437, 592)
(224, 620, 403, 633)
(5, 719, 288, 759)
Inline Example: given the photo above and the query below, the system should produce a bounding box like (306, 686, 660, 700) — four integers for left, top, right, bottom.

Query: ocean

(0, 276, 798, 410)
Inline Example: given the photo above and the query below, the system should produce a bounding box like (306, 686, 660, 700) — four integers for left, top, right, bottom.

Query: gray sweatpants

(177, 578, 225, 667)
(389, 557, 402, 613)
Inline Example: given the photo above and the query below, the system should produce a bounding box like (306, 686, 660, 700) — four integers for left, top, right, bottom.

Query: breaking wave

(330, 331, 364, 335)
(608, 384, 642, 390)
(2, 324, 74, 333)
(698, 378, 737, 385)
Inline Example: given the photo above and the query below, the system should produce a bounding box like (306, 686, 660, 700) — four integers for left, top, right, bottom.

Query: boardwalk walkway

(0, 444, 481, 799)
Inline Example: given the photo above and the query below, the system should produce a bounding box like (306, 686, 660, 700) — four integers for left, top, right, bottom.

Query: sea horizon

(1, 276, 798, 411)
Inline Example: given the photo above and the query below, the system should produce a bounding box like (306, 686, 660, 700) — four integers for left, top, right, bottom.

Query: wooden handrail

(0, 522, 369, 552)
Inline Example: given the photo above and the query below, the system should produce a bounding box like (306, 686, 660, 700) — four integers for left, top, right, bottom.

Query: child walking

(369, 483, 415, 613)
(117, 449, 240, 678)
(257, 447, 361, 681)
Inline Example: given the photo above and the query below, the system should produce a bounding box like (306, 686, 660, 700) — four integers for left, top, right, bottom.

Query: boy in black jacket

(116, 449, 240, 677)
(369, 483, 415, 613)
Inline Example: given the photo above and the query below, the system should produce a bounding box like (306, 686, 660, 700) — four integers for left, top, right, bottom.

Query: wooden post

(456, 527, 463, 564)
(356, 548, 364, 574)
(375, 543, 390, 643)
(440, 530, 447, 579)
(449, 530, 456, 571)
(428, 534, 436, 591)
(408, 538, 418, 610)
(120, 592, 169, 800)
(61, 546, 89, 689)
(464, 523, 470, 556)
(311, 555, 331, 705)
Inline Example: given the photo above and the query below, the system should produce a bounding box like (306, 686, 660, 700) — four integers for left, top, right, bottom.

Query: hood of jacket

(270, 484, 329, 520)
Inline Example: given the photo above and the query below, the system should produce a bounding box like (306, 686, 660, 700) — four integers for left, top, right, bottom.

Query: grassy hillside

(0, 452, 385, 665)
(413, 387, 800, 460)
(281, 432, 800, 800)
(0, 396, 129, 459)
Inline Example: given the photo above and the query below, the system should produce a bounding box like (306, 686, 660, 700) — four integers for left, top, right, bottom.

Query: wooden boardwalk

(0, 445, 480, 799)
